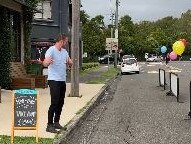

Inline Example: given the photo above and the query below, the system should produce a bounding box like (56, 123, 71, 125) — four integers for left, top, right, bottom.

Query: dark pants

(48, 80, 66, 125)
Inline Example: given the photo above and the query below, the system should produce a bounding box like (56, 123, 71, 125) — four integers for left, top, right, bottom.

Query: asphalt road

(62, 61, 191, 144)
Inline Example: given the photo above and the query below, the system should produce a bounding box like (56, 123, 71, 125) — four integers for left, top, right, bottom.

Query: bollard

(188, 81, 191, 117)
(159, 69, 166, 90)
(159, 69, 161, 86)
(177, 77, 179, 102)
(166, 72, 180, 102)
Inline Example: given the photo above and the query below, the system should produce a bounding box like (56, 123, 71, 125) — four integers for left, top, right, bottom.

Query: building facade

(31, 0, 72, 61)
(0, 0, 27, 63)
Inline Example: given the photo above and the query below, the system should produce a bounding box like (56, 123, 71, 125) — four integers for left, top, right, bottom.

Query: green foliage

(80, 10, 90, 24)
(0, 1, 39, 88)
(81, 13, 106, 61)
(22, 0, 39, 72)
(81, 10, 191, 61)
(81, 63, 99, 71)
(0, 135, 53, 144)
(0, 7, 12, 88)
(29, 63, 43, 75)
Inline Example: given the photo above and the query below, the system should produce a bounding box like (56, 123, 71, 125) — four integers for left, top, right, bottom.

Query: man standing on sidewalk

(42, 34, 73, 133)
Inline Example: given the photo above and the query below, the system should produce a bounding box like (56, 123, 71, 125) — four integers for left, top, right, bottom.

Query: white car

(146, 56, 162, 62)
(121, 58, 140, 74)
(122, 54, 135, 60)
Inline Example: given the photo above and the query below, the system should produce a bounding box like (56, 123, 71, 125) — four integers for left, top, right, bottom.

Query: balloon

(172, 41, 185, 55)
(169, 51, 177, 60)
(179, 39, 188, 46)
(160, 46, 167, 53)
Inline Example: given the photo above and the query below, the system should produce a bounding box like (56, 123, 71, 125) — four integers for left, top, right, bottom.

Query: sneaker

(54, 122, 64, 129)
(46, 124, 58, 133)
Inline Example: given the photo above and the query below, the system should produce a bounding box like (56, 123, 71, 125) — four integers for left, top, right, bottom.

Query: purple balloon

(169, 51, 177, 60)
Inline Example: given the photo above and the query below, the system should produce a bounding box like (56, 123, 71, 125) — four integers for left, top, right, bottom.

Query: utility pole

(108, 13, 115, 69)
(110, 13, 114, 39)
(114, 0, 119, 68)
(110, 13, 115, 55)
(70, 0, 80, 97)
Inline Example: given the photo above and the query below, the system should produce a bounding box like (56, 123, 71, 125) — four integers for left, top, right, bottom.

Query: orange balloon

(179, 39, 188, 46)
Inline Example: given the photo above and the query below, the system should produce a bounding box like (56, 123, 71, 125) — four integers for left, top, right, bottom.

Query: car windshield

(103, 55, 109, 58)
(124, 59, 136, 65)
(122, 55, 134, 59)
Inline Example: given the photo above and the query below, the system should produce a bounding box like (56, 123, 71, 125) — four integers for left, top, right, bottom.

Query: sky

(81, 0, 191, 24)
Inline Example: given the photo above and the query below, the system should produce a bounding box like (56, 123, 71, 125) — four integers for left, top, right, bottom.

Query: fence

(159, 69, 166, 90)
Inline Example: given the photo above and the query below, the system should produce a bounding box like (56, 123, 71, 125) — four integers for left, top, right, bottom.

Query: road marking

(166, 70, 181, 73)
(147, 65, 155, 67)
(148, 71, 158, 74)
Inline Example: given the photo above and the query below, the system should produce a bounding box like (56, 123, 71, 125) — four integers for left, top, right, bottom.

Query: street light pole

(70, 0, 80, 97)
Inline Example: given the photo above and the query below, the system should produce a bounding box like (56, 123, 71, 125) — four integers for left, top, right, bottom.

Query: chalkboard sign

(14, 89, 37, 127)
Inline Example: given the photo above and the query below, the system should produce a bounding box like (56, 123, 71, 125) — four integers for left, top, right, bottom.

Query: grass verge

(0, 135, 53, 144)
(80, 65, 100, 76)
(87, 67, 119, 84)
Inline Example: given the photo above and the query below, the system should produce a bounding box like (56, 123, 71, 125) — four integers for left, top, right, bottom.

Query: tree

(80, 10, 90, 25)
(118, 15, 136, 55)
(82, 15, 106, 61)
(81, 9, 191, 61)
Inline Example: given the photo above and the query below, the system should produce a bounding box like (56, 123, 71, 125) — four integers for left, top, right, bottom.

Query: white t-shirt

(45, 46, 69, 81)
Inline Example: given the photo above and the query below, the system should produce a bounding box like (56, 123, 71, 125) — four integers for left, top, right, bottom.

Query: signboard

(83, 52, 88, 58)
(145, 53, 149, 59)
(11, 89, 39, 143)
(105, 38, 118, 51)
(115, 29, 118, 39)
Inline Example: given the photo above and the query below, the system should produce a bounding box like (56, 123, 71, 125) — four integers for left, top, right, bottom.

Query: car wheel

(136, 71, 139, 74)
(121, 71, 124, 75)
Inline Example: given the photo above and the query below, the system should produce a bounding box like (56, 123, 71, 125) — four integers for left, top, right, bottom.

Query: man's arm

(43, 56, 53, 67)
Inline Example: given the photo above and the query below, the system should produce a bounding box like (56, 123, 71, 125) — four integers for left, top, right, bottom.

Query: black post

(188, 81, 191, 117)
(164, 70, 166, 90)
(177, 77, 179, 102)
(159, 69, 161, 86)
(166, 72, 172, 96)
(169, 73, 172, 92)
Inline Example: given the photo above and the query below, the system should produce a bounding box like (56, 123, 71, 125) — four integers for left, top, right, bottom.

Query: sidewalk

(0, 83, 104, 138)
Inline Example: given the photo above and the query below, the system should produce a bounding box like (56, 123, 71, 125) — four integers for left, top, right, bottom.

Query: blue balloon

(161, 46, 167, 53)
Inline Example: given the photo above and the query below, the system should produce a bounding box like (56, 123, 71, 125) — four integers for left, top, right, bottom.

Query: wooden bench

(10, 62, 47, 89)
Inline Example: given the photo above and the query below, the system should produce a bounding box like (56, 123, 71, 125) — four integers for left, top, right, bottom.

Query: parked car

(121, 58, 140, 74)
(98, 54, 119, 64)
(146, 55, 162, 62)
(122, 54, 135, 61)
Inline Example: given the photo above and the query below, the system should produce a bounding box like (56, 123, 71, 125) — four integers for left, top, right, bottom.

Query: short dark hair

(56, 34, 68, 42)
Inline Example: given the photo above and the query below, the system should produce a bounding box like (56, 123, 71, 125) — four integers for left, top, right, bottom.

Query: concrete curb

(53, 74, 119, 144)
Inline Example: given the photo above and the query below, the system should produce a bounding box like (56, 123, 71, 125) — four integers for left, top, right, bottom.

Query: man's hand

(67, 57, 73, 67)
(43, 56, 53, 67)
